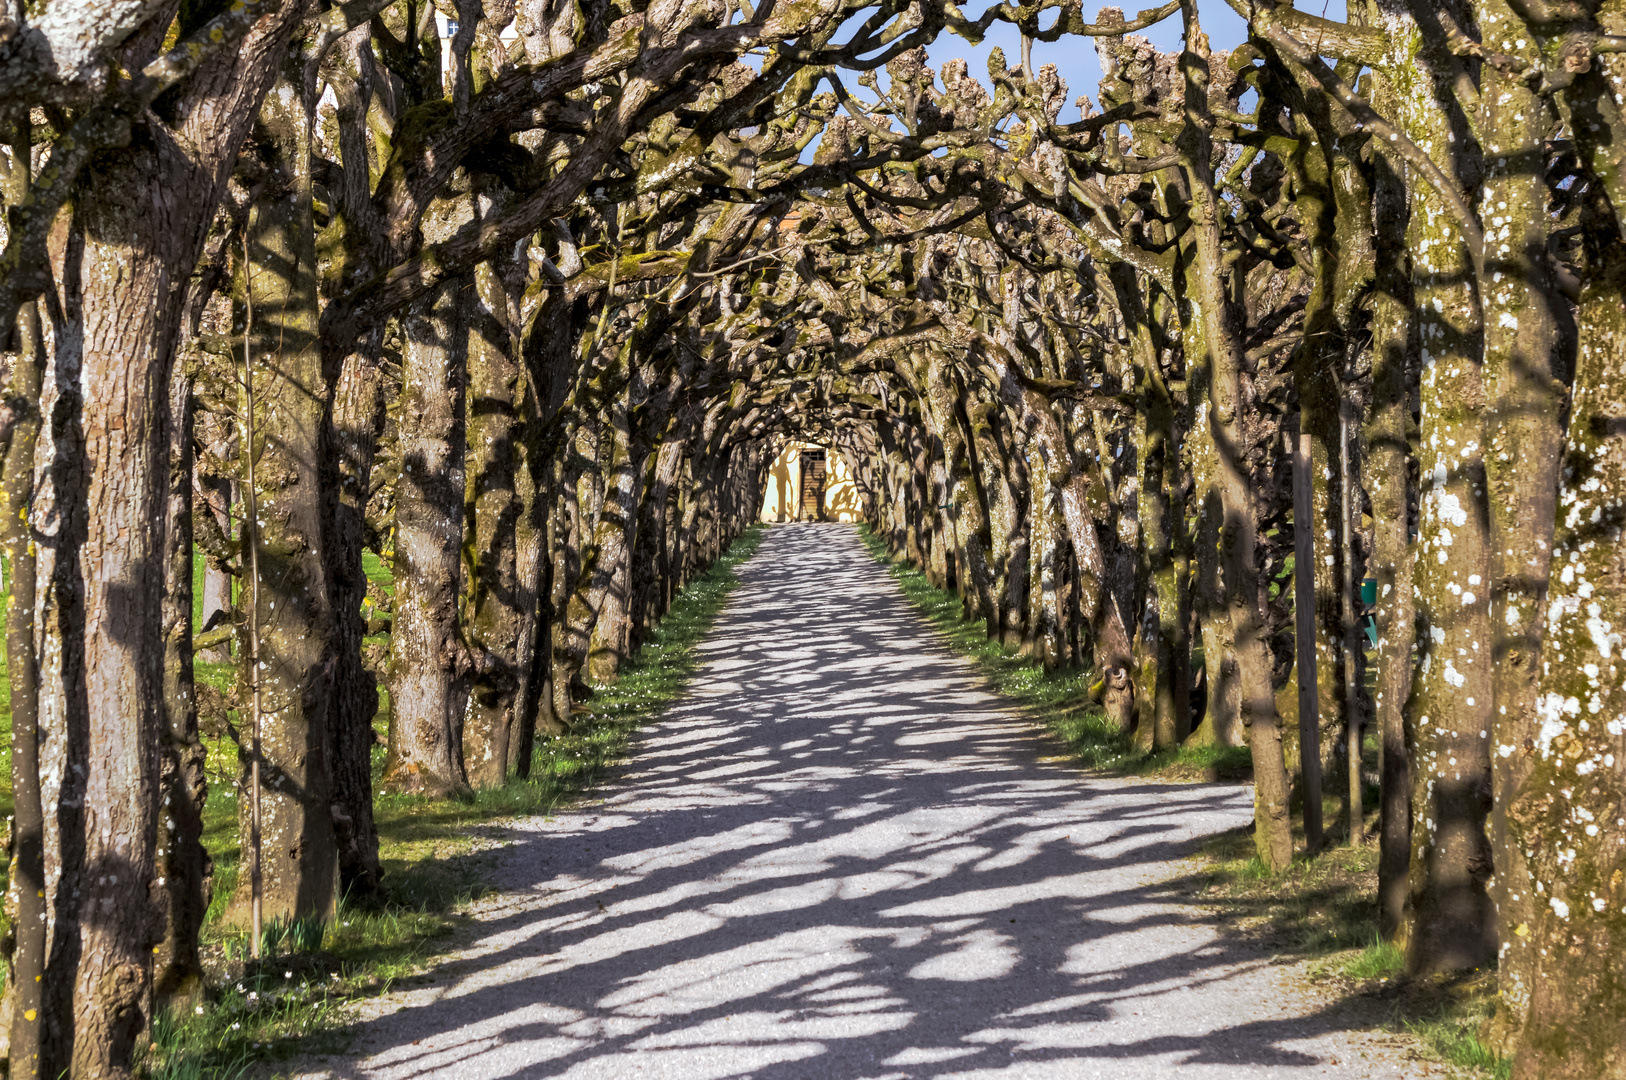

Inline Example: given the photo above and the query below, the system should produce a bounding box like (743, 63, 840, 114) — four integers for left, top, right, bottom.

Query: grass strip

(855, 524, 1250, 779)
(1199, 827, 1509, 1079)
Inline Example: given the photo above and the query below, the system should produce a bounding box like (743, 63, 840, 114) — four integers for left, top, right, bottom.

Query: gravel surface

(296, 523, 1423, 1079)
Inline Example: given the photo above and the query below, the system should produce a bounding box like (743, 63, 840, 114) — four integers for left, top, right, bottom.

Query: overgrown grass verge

(147, 525, 764, 1078)
(858, 524, 1506, 1079)
(1405, 990, 1511, 1080)
(1198, 827, 1386, 961)
(1181, 774, 1507, 1078)
(855, 524, 1250, 781)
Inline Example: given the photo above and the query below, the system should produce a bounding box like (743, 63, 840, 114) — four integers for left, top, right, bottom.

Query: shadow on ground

(297, 524, 1412, 1080)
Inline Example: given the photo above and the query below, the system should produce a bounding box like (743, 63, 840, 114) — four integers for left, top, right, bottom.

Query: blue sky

(917, 0, 1347, 122)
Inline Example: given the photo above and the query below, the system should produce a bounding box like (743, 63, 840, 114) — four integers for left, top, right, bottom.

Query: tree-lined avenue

(297, 525, 1408, 1079)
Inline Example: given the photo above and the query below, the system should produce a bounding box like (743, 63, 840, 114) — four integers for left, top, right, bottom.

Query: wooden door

(799, 451, 827, 520)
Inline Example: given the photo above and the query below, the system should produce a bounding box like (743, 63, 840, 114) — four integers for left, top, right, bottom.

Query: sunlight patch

(883, 1046, 981, 1064)
(906, 929, 1019, 981)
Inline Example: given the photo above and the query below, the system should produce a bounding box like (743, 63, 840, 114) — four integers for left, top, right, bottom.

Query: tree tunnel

(1, 0, 1624, 1075)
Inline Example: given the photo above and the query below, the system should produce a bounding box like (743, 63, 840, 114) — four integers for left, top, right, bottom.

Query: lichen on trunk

(385, 275, 473, 797)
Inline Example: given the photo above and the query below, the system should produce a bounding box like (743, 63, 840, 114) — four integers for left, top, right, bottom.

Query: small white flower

(284, 971, 293, 980)
(195, 1005, 205, 1015)
(231, 1022, 241, 1031)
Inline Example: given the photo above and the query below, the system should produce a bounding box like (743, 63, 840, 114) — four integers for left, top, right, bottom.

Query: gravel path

(298, 523, 1421, 1080)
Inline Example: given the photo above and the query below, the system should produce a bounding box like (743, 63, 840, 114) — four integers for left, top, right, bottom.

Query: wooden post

(1290, 426, 1325, 853)
(1339, 397, 1364, 844)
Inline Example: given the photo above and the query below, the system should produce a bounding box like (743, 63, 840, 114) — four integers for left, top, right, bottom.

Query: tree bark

(1282, 92, 1363, 813)
(323, 337, 386, 897)
(1504, 216, 1626, 1080)
(1135, 343, 1188, 749)
(1382, 5, 1499, 974)
(1291, 428, 1326, 852)
(1475, 6, 1570, 1046)
(1025, 444, 1065, 669)
(155, 354, 211, 1001)
(1186, 393, 1241, 749)
(32, 7, 304, 1051)
(1, 288, 46, 1077)
(585, 376, 638, 683)
(1180, 0, 1292, 870)
(463, 243, 529, 788)
(231, 58, 339, 926)
(198, 554, 234, 662)
(385, 278, 472, 796)
(1362, 62, 1417, 940)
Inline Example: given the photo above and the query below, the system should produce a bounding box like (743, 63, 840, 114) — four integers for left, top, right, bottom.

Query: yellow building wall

(760, 441, 861, 523)
(824, 456, 861, 522)
(760, 442, 803, 523)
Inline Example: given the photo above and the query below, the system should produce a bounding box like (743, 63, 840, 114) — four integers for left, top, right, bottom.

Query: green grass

(854, 524, 1251, 781)
(1408, 998, 1513, 1080)
(1343, 933, 1406, 981)
(1202, 829, 1385, 958)
(0, 634, 11, 823)
(361, 550, 393, 589)
(137, 526, 765, 1077)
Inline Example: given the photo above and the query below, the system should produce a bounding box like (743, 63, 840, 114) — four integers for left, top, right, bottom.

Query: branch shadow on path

(298, 524, 1412, 1080)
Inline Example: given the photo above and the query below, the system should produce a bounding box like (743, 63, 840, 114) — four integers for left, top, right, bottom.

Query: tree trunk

(199, 554, 234, 662)
(385, 279, 472, 796)
(918, 352, 988, 622)
(1475, 10, 1570, 1048)
(231, 61, 339, 926)
(1290, 428, 1326, 852)
(548, 432, 590, 729)
(927, 452, 952, 591)
(31, 226, 90, 1076)
(991, 424, 1030, 647)
(1365, 185, 1416, 939)
(1180, 2, 1292, 870)
(463, 247, 529, 789)
(1137, 352, 1188, 749)
(519, 287, 586, 745)
(323, 338, 386, 897)
(193, 404, 236, 664)
(42, 86, 296, 1072)
(969, 395, 1021, 644)
(34, 135, 200, 1080)
(1024, 444, 1064, 668)
(1186, 380, 1241, 749)
(634, 440, 686, 633)
(2, 289, 46, 1077)
(315, 13, 386, 898)
(1503, 218, 1626, 1080)
(1384, 9, 1499, 974)
(585, 379, 638, 682)
(155, 355, 211, 1002)
(1283, 102, 1362, 813)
